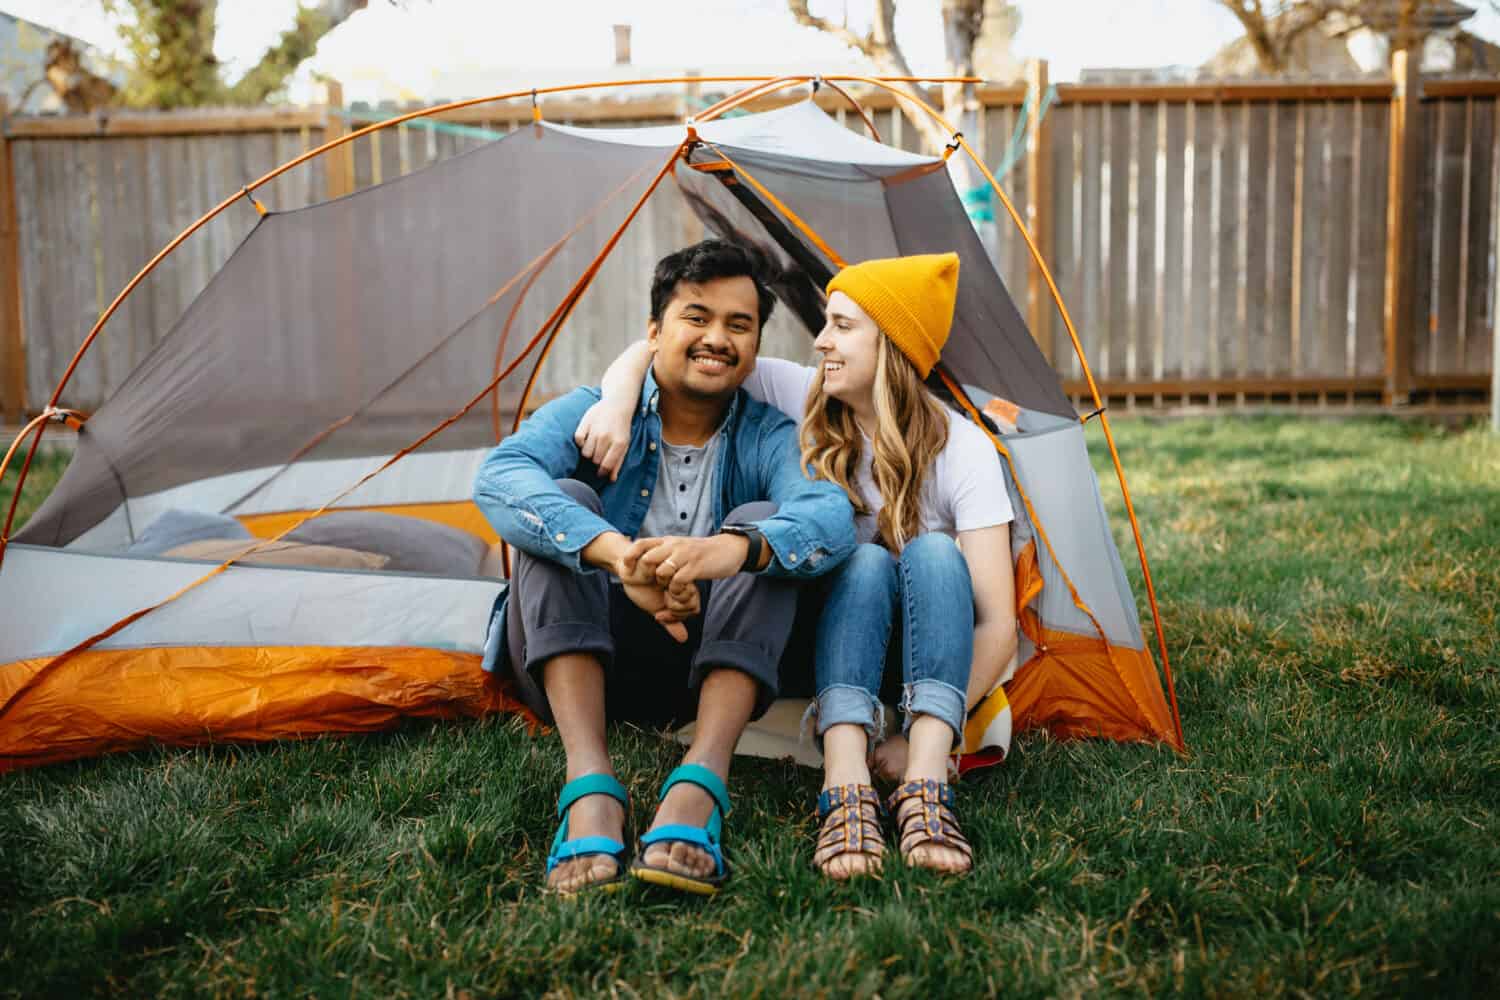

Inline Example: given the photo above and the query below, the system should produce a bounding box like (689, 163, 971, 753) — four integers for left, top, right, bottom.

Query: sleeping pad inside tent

(0, 97, 1181, 772)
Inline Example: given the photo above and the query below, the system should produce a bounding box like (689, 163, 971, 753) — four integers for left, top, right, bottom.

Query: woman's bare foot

(893, 716, 972, 875)
(548, 792, 626, 893)
(893, 794, 973, 874)
(817, 724, 884, 880)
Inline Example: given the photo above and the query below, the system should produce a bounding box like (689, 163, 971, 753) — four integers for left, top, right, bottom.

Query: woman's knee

(899, 532, 963, 567)
(834, 542, 898, 593)
(899, 533, 970, 584)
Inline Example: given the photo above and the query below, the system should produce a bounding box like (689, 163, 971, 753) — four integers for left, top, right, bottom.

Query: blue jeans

(813, 535, 974, 742)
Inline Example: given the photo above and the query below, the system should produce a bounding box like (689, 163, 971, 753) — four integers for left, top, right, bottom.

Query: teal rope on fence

(338, 108, 507, 142)
(960, 83, 1056, 225)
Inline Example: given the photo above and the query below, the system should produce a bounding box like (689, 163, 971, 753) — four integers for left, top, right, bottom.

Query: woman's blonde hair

(800, 333, 949, 551)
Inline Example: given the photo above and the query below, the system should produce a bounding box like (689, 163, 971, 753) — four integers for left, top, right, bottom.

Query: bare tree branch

(786, 0, 948, 153)
(228, 0, 369, 104)
(786, 0, 880, 60)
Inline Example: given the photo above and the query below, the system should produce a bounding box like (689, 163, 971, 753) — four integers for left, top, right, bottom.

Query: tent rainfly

(0, 75, 1183, 772)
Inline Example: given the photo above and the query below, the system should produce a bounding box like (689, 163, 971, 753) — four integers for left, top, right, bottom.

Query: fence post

(1382, 49, 1420, 405)
(1025, 58, 1054, 364)
(322, 79, 353, 200)
(1493, 173, 1500, 432)
(0, 98, 25, 424)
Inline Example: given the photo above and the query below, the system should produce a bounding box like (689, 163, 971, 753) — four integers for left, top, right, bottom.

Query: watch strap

(722, 524, 765, 573)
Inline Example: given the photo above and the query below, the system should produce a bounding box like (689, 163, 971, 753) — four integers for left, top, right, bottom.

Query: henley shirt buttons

(789, 552, 798, 563)
(640, 489, 649, 498)
(648, 442, 656, 451)
(555, 532, 566, 541)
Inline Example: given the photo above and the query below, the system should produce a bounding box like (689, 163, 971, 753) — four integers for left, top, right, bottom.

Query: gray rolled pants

(504, 480, 796, 728)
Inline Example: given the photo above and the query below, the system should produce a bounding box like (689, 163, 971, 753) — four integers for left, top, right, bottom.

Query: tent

(0, 76, 1183, 772)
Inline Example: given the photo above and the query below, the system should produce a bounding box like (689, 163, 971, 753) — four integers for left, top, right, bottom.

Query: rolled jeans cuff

(901, 679, 966, 741)
(814, 684, 885, 741)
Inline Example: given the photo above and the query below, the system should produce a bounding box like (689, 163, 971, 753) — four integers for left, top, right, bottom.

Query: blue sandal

(546, 773, 629, 894)
(630, 763, 731, 896)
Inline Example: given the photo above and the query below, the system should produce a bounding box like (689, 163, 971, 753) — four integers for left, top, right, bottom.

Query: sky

(7, 0, 1500, 103)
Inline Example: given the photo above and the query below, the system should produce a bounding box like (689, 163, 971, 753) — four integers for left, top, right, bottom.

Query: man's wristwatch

(719, 523, 766, 573)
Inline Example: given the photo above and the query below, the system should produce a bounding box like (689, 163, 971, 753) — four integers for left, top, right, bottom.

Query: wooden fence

(2, 68, 1497, 422)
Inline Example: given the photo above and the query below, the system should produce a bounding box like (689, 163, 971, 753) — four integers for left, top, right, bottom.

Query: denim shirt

(474, 367, 856, 579)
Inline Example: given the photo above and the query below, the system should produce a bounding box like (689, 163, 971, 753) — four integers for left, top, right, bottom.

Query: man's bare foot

(871, 734, 909, 784)
(639, 780, 718, 880)
(548, 791, 626, 894)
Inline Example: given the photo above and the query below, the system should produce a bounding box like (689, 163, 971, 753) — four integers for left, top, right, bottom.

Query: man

(474, 239, 854, 896)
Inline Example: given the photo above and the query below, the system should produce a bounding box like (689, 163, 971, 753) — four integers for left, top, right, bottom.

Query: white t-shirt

(745, 357, 1014, 546)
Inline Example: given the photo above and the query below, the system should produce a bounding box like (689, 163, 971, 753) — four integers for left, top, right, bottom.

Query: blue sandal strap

(658, 763, 731, 818)
(547, 774, 629, 878)
(639, 823, 724, 874)
(557, 773, 628, 818)
(547, 834, 627, 874)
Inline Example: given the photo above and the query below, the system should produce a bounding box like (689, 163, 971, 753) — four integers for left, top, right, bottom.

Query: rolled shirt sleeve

(473, 388, 618, 572)
(744, 414, 855, 579)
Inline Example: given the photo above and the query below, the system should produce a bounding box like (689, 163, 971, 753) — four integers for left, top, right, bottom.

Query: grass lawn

(2, 416, 1497, 997)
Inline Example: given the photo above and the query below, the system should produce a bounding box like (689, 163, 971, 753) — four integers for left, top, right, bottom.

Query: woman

(578, 252, 1017, 879)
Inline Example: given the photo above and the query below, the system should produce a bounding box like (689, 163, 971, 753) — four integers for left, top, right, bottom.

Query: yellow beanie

(825, 252, 960, 378)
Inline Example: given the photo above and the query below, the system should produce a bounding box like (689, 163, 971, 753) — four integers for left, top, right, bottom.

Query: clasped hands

(599, 533, 751, 643)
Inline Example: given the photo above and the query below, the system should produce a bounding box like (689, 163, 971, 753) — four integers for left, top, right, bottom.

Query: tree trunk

(228, 0, 369, 104)
(941, 0, 986, 231)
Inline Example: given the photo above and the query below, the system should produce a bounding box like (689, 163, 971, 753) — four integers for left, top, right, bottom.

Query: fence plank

(1411, 98, 1439, 376)
(1214, 100, 1241, 382)
(1077, 102, 1103, 382)
(1431, 98, 1467, 374)
(1060, 103, 1085, 379)
(1242, 102, 1271, 380)
(14, 143, 46, 407)
(1296, 100, 1328, 376)
(98, 140, 154, 379)
(1106, 102, 1131, 378)
(1048, 103, 1076, 367)
(1185, 101, 1213, 380)
(1355, 99, 1389, 376)
(1323, 101, 1356, 379)
(1158, 104, 1185, 383)
(1265, 102, 1297, 377)
(1463, 98, 1496, 374)
(1130, 101, 1159, 386)
(0, 101, 24, 421)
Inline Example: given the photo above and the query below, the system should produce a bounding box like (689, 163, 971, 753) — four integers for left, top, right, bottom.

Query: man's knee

(724, 500, 777, 524)
(555, 478, 603, 513)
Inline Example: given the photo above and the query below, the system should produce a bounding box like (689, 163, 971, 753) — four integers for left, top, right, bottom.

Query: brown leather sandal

(887, 778, 973, 876)
(813, 784, 886, 879)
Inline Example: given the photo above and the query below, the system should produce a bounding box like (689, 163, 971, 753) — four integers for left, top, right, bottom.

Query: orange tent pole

(0, 142, 689, 724)
(818, 79, 884, 143)
(0, 73, 978, 563)
(834, 74, 1184, 749)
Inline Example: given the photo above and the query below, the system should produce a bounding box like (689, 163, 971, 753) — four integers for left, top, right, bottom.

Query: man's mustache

(687, 346, 738, 363)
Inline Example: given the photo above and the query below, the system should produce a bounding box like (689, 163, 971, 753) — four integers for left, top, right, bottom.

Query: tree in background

(41, 0, 373, 111)
(108, 0, 370, 108)
(1215, 1, 1477, 74)
(787, 0, 1001, 156)
(786, 1, 1022, 235)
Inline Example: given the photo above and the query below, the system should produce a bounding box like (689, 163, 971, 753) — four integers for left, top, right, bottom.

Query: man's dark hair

(650, 239, 777, 331)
